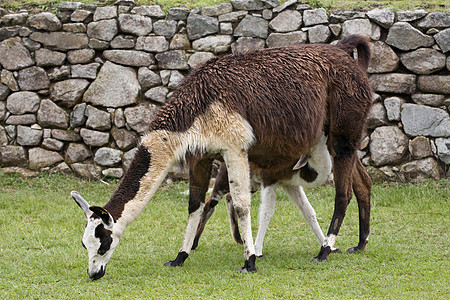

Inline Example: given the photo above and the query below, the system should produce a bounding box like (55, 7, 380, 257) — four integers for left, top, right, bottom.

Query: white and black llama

(72, 35, 373, 280)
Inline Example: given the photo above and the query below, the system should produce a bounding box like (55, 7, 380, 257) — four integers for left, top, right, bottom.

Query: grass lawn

(0, 171, 448, 298)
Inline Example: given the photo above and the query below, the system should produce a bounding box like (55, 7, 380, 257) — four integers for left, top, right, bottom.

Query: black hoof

(311, 246, 332, 263)
(257, 255, 264, 259)
(163, 260, 183, 267)
(164, 251, 188, 267)
(347, 246, 364, 254)
(237, 254, 257, 273)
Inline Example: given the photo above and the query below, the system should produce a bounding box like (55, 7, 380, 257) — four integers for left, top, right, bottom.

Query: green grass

(0, 171, 448, 298)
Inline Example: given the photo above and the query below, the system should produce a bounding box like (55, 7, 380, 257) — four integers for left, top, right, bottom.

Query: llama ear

(89, 206, 114, 228)
(71, 191, 90, 217)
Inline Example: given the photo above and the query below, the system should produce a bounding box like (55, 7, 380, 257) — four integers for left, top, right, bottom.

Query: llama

(192, 132, 332, 258)
(72, 35, 372, 280)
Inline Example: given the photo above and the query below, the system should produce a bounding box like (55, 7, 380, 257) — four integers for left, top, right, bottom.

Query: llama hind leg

(254, 185, 276, 257)
(164, 158, 213, 267)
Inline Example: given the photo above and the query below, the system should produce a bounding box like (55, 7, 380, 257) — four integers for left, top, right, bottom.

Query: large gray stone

(170, 33, 190, 50)
(1, 13, 28, 26)
(41, 137, 64, 151)
(370, 126, 409, 166)
(124, 104, 157, 134)
(384, 97, 404, 121)
(102, 168, 124, 179)
(51, 129, 81, 142)
(234, 15, 268, 39)
(1, 69, 19, 91)
(5, 114, 36, 125)
(65, 142, 91, 163)
(35, 48, 66, 67)
(186, 14, 219, 40)
(67, 49, 95, 64)
(341, 19, 380, 40)
(84, 61, 140, 107)
(0, 101, 6, 121)
(435, 138, 450, 164)
(0, 83, 9, 101)
(231, 0, 273, 10)
(418, 76, 450, 94)
(409, 136, 433, 159)
(303, 8, 327, 26)
(85, 105, 111, 131)
(16, 125, 42, 146)
(103, 50, 155, 67)
(50, 79, 90, 108)
(266, 31, 307, 48)
(202, 3, 233, 16)
(71, 163, 102, 180)
(80, 128, 110, 147)
(369, 74, 416, 94)
(138, 67, 162, 90)
(411, 94, 445, 107)
(136, 36, 169, 52)
(94, 147, 122, 166)
(417, 12, 450, 29)
(0, 145, 26, 167)
(385, 22, 434, 51)
(144, 86, 169, 103)
(167, 7, 190, 21)
(400, 48, 446, 75)
(111, 126, 138, 150)
(269, 10, 302, 32)
(29, 147, 64, 170)
(131, 5, 165, 18)
(231, 37, 265, 54)
(87, 19, 118, 41)
(71, 63, 100, 79)
(218, 11, 248, 22)
(29, 32, 88, 50)
(368, 41, 399, 73)
(397, 10, 427, 22)
(307, 25, 331, 44)
(0, 37, 34, 70)
(110, 35, 135, 49)
(192, 35, 233, 54)
(434, 29, 450, 53)
(366, 8, 394, 28)
(70, 103, 87, 128)
(93, 6, 117, 21)
(366, 102, 387, 129)
(399, 157, 440, 183)
(155, 50, 189, 70)
(119, 14, 153, 36)
(153, 20, 177, 39)
(18, 66, 50, 91)
(29, 12, 62, 31)
(188, 52, 216, 68)
(37, 99, 69, 129)
(0, 125, 7, 146)
(401, 103, 450, 137)
(6, 91, 40, 114)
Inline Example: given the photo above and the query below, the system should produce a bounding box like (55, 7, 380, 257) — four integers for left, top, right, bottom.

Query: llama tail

(337, 35, 371, 71)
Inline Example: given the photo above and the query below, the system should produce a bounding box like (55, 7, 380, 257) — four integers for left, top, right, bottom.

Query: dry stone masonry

(0, 0, 449, 183)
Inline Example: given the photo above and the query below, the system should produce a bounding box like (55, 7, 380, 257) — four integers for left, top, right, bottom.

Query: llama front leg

(164, 158, 213, 267)
(254, 185, 276, 257)
(223, 149, 256, 273)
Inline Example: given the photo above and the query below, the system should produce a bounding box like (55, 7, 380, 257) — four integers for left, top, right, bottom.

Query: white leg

(255, 185, 276, 257)
(180, 202, 205, 254)
(282, 185, 325, 246)
(222, 148, 256, 272)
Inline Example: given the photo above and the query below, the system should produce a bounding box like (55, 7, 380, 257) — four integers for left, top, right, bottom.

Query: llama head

(71, 191, 122, 280)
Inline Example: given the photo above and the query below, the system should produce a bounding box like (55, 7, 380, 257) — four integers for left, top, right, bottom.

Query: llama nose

(88, 265, 106, 280)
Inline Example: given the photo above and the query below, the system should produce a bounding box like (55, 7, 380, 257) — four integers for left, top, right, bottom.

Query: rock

(231, 0, 272, 10)
(234, 15, 269, 39)
(385, 22, 434, 51)
(153, 20, 177, 39)
(51, 129, 81, 142)
(41, 138, 64, 151)
(89, 38, 109, 50)
(0, 125, 7, 146)
(369, 74, 416, 94)
(35, 48, 66, 67)
(218, 11, 248, 23)
(47, 66, 71, 81)
(80, 128, 110, 147)
(231, 37, 265, 54)
(29, 147, 64, 170)
(16, 125, 42, 146)
(17, 66, 50, 91)
(269, 10, 302, 32)
(329, 24, 341, 36)
(138, 67, 161, 90)
(29, 32, 88, 50)
(118, 14, 153, 36)
(366, 102, 387, 129)
(1, 70, 19, 91)
(124, 104, 156, 134)
(1, 167, 38, 177)
(1, 13, 28, 26)
(0, 25, 21, 42)
(192, 35, 233, 54)
(6, 91, 40, 114)
(5, 114, 36, 125)
(396, 10, 427, 22)
(307, 25, 331, 43)
(84, 61, 140, 107)
(71, 9, 93, 22)
(368, 41, 399, 73)
(401, 103, 450, 137)
(0, 37, 34, 71)
(409, 136, 433, 159)
(0, 145, 26, 167)
(131, 5, 165, 18)
(102, 168, 124, 178)
(188, 52, 216, 68)
(71, 162, 102, 180)
(168, 71, 185, 88)
(85, 105, 111, 131)
(111, 126, 138, 150)
(434, 29, 450, 53)
(50, 79, 90, 108)
(93, 6, 117, 21)
(0, 102, 6, 121)
(272, 0, 297, 13)
(71, 63, 100, 79)
(303, 8, 327, 26)
(366, 8, 394, 28)
(70, 103, 87, 128)
(417, 12, 450, 29)
(0, 83, 9, 101)
(435, 138, 450, 164)
(144, 86, 169, 103)
(111, 35, 135, 49)
(400, 48, 446, 74)
(186, 14, 219, 40)
(37, 99, 69, 129)
(123, 147, 138, 171)
(202, 3, 233, 16)
(65, 142, 91, 163)
(136, 36, 169, 52)
(94, 147, 122, 166)
(50, 162, 72, 175)
(384, 96, 404, 121)
(399, 157, 440, 183)
(418, 75, 450, 94)
(169, 33, 190, 50)
(63, 23, 87, 33)
(67, 49, 96, 64)
(370, 126, 409, 166)
(168, 7, 190, 21)
(341, 19, 380, 40)
(28, 12, 62, 31)
(103, 50, 155, 67)
(155, 50, 189, 70)
(87, 19, 118, 41)
(114, 108, 125, 128)
(220, 22, 233, 34)
(411, 94, 445, 107)
(266, 31, 307, 47)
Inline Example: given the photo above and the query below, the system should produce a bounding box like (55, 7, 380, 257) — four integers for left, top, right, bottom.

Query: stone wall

(0, 0, 449, 183)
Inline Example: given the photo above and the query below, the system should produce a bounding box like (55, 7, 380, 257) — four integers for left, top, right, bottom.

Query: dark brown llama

(72, 35, 373, 280)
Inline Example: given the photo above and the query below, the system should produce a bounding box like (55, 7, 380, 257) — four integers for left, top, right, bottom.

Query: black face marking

(94, 224, 113, 255)
(299, 162, 319, 183)
(82, 240, 87, 249)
